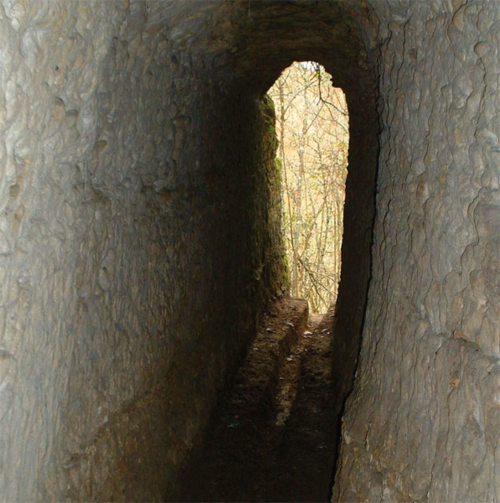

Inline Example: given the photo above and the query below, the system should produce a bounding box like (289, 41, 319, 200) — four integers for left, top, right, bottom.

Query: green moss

(248, 94, 290, 306)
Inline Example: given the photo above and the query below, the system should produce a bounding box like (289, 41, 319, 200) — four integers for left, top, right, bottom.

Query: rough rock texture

(334, 1, 500, 501)
(0, 0, 498, 501)
(0, 1, 287, 500)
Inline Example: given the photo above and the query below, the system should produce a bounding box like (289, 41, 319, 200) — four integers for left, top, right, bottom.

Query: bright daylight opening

(268, 62, 349, 314)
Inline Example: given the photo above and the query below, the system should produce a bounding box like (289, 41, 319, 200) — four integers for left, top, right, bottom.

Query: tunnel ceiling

(158, 0, 380, 97)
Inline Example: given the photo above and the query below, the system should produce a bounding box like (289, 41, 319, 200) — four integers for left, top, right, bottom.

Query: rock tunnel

(0, 0, 499, 501)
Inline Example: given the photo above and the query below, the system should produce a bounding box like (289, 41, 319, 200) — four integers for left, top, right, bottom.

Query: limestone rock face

(0, 1, 288, 499)
(0, 0, 498, 501)
(334, 1, 500, 501)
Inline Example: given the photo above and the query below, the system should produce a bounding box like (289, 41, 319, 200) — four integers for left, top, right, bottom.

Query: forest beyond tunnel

(0, 1, 498, 502)
(269, 62, 349, 314)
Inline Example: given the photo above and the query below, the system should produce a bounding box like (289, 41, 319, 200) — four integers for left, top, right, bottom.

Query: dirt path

(169, 297, 340, 502)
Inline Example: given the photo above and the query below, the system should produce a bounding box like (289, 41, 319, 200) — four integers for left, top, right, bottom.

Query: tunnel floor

(169, 297, 340, 502)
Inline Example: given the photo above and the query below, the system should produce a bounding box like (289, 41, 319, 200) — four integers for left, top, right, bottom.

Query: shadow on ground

(168, 297, 341, 502)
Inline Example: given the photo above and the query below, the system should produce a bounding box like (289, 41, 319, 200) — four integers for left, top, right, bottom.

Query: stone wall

(334, 1, 500, 500)
(0, 1, 287, 500)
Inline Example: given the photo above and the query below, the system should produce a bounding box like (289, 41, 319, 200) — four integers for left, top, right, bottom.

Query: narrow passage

(170, 297, 339, 502)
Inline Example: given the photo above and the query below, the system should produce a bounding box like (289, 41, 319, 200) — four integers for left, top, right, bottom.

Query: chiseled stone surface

(334, 1, 500, 501)
(0, 1, 287, 500)
(0, 0, 498, 501)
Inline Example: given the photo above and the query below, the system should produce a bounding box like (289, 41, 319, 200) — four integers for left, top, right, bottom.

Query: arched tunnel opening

(159, 4, 380, 498)
(268, 61, 349, 314)
(170, 58, 353, 502)
(0, 1, 498, 502)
